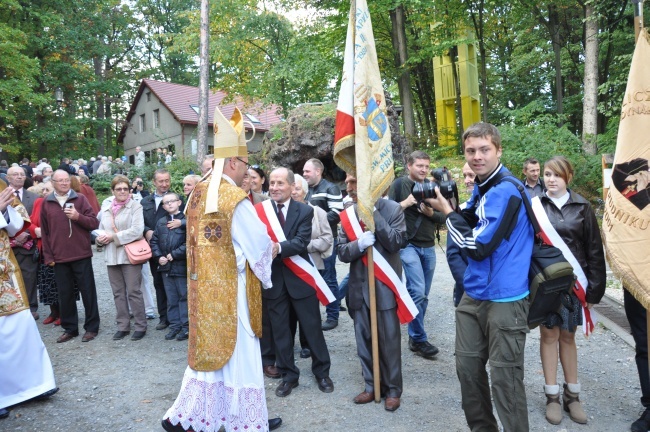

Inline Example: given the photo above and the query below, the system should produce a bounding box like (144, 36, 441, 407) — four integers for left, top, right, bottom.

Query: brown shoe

(563, 384, 587, 424)
(353, 391, 375, 404)
(81, 331, 98, 342)
(56, 332, 78, 343)
(385, 397, 401, 412)
(545, 392, 562, 425)
(263, 365, 281, 379)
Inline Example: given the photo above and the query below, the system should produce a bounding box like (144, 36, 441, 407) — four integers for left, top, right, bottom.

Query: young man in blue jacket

(427, 123, 534, 431)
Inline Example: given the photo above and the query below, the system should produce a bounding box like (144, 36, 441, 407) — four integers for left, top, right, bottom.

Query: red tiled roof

(118, 79, 283, 142)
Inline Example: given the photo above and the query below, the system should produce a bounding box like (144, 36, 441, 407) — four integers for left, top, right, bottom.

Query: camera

(411, 167, 458, 201)
(137, 181, 143, 187)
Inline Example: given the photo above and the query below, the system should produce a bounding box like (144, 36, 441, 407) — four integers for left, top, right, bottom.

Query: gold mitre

(205, 106, 248, 214)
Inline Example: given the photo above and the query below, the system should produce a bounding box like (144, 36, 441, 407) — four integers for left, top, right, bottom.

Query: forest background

(0, 0, 644, 201)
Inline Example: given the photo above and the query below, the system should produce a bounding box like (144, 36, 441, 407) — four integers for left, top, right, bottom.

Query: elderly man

(302, 158, 344, 330)
(7, 166, 40, 318)
(201, 155, 214, 176)
(337, 173, 407, 411)
(162, 107, 281, 432)
(259, 167, 333, 398)
(41, 170, 100, 343)
(135, 146, 146, 167)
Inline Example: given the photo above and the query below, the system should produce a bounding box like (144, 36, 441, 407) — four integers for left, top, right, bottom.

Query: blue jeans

(338, 273, 350, 301)
(400, 244, 436, 343)
(162, 274, 188, 332)
(324, 238, 340, 321)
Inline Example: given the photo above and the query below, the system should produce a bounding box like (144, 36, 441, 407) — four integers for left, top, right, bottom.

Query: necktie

(15, 190, 21, 201)
(277, 203, 285, 227)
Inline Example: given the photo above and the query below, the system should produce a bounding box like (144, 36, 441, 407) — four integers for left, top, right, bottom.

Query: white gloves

(357, 231, 376, 252)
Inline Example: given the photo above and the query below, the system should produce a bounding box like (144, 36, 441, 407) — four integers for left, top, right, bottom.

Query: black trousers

(624, 288, 650, 407)
(14, 248, 39, 311)
(149, 258, 168, 324)
(54, 257, 100, 334)
(261, 298, 309, 368)
(267, 288, 330, 383)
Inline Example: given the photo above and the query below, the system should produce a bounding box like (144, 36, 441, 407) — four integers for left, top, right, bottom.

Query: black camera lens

(137, 181, 143, 186)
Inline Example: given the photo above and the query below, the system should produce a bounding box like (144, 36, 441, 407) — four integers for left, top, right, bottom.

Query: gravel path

(1, 248, 644, 432)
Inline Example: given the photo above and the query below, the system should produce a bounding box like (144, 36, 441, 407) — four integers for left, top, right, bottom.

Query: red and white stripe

(339, 206, 418, 324)
(531, 197, 595, 336)
(255, 200, 335, 306)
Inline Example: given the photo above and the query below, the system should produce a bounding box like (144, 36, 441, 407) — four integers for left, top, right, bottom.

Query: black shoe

(409, 338, 439, 359)
(113, 331, 130, 340)
(339, 305, 347, 312)
(176, 330, 189, 341)
(161, 419, 189, 432)
(0, 408, 9, 419)
(300, 348, 311, 358)
(156, 321, 170, 330)
(33, 387, 59, 401)
(321, 319, 338, 331)
(165, 329, 181, 340)
(632, 408, 650, 432)
(317, 376, 334, 393)
(131, 331, 146, 341)
(275, 380, 298, 397)
(269, 417, 282, 430)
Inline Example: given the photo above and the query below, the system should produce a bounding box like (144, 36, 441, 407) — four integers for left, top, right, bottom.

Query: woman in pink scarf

(96, 175, 148, 341)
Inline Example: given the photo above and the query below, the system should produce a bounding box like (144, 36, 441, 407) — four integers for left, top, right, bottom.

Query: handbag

(498, 176, 576, 329)
(109, 212, 152, 265)
(124, 238, 152, 265)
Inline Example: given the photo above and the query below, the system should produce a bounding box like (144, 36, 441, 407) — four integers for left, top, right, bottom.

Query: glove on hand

(357, 231, 376, 252)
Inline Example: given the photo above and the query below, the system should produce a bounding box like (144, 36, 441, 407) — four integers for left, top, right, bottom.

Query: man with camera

(387, 150, 445, 359)
(426, 123, 533, 431)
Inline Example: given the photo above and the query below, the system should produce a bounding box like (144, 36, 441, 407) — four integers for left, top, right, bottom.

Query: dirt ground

(1, 249, 645, 432)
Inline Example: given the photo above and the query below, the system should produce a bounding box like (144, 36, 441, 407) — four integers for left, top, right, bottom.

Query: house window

(245, 113, 261, 123)
(139, 114, 146, 132)
(153, 109, 160, 128)
(146, 92, 151, 102)
(190, 105, 200, 115)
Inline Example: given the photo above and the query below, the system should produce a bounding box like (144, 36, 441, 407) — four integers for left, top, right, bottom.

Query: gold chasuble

(0, 187, 31, 318)
(186, 177, 263, 371)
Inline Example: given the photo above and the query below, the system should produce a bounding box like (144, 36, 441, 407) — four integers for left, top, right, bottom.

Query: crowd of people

(1, 121, 648, 432)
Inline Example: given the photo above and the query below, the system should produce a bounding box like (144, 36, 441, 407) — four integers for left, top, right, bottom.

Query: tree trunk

(582, 3, 598, 155)
(390, 5, 416, 138)
(549, 5, 563, 120)
(93, 56, 105, 155)
(450, 46, 464, 149)
(196, 0, 209, 164)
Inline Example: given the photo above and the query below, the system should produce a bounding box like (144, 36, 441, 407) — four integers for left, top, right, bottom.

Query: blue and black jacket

(446, 164, 534, 301)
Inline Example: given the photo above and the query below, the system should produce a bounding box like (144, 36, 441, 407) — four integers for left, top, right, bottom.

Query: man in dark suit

(7, 166, 40, 318)
(337, 173, 408, 412)
(142, 169, 183, 330)
(261, 167, 333, 397)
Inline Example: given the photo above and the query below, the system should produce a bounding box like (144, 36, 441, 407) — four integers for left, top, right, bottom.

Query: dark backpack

(499, 176, 575, 329)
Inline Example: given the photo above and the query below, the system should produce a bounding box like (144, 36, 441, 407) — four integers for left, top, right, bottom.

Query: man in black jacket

(263, 167, 333, 398)
(142, 169, 183, 330)
(303, 158, 344, 330)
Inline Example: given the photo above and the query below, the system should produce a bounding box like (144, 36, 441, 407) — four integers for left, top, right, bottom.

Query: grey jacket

(98, 199, 145, 266)
(306, 203, 333, 270)
(338, 199, 407, 311)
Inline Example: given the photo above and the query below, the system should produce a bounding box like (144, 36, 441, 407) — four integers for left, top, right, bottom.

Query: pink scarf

(112, 196, 130, 216)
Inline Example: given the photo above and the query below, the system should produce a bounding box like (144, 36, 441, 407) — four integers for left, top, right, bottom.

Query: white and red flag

(333, 0, 394, 231)
(603, 29, 650, 308)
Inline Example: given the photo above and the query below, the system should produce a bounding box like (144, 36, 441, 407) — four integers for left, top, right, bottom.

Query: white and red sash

(531, 197, 596, 336)
(339, 206, 418, 324)
(255, 200, 335, 306)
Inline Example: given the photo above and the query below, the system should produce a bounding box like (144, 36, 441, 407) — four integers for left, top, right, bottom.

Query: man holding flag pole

(603, 9, 650, 431)
(333, 0, 418, 408)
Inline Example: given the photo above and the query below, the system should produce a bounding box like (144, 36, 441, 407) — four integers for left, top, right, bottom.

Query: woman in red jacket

(28, 181, 61, 325)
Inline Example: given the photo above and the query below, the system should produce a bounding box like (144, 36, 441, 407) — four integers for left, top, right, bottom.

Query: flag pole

(633, 0, 644, 42)
(366, 247, 381, 403)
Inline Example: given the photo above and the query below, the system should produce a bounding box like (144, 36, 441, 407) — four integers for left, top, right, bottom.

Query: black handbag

(499, 177, 576, 328)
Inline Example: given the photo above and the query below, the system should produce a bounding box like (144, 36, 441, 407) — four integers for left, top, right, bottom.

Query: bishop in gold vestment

(163, 106, 277, 432)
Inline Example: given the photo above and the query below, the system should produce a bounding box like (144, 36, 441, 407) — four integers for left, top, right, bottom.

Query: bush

(89, 157, 200, 202)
